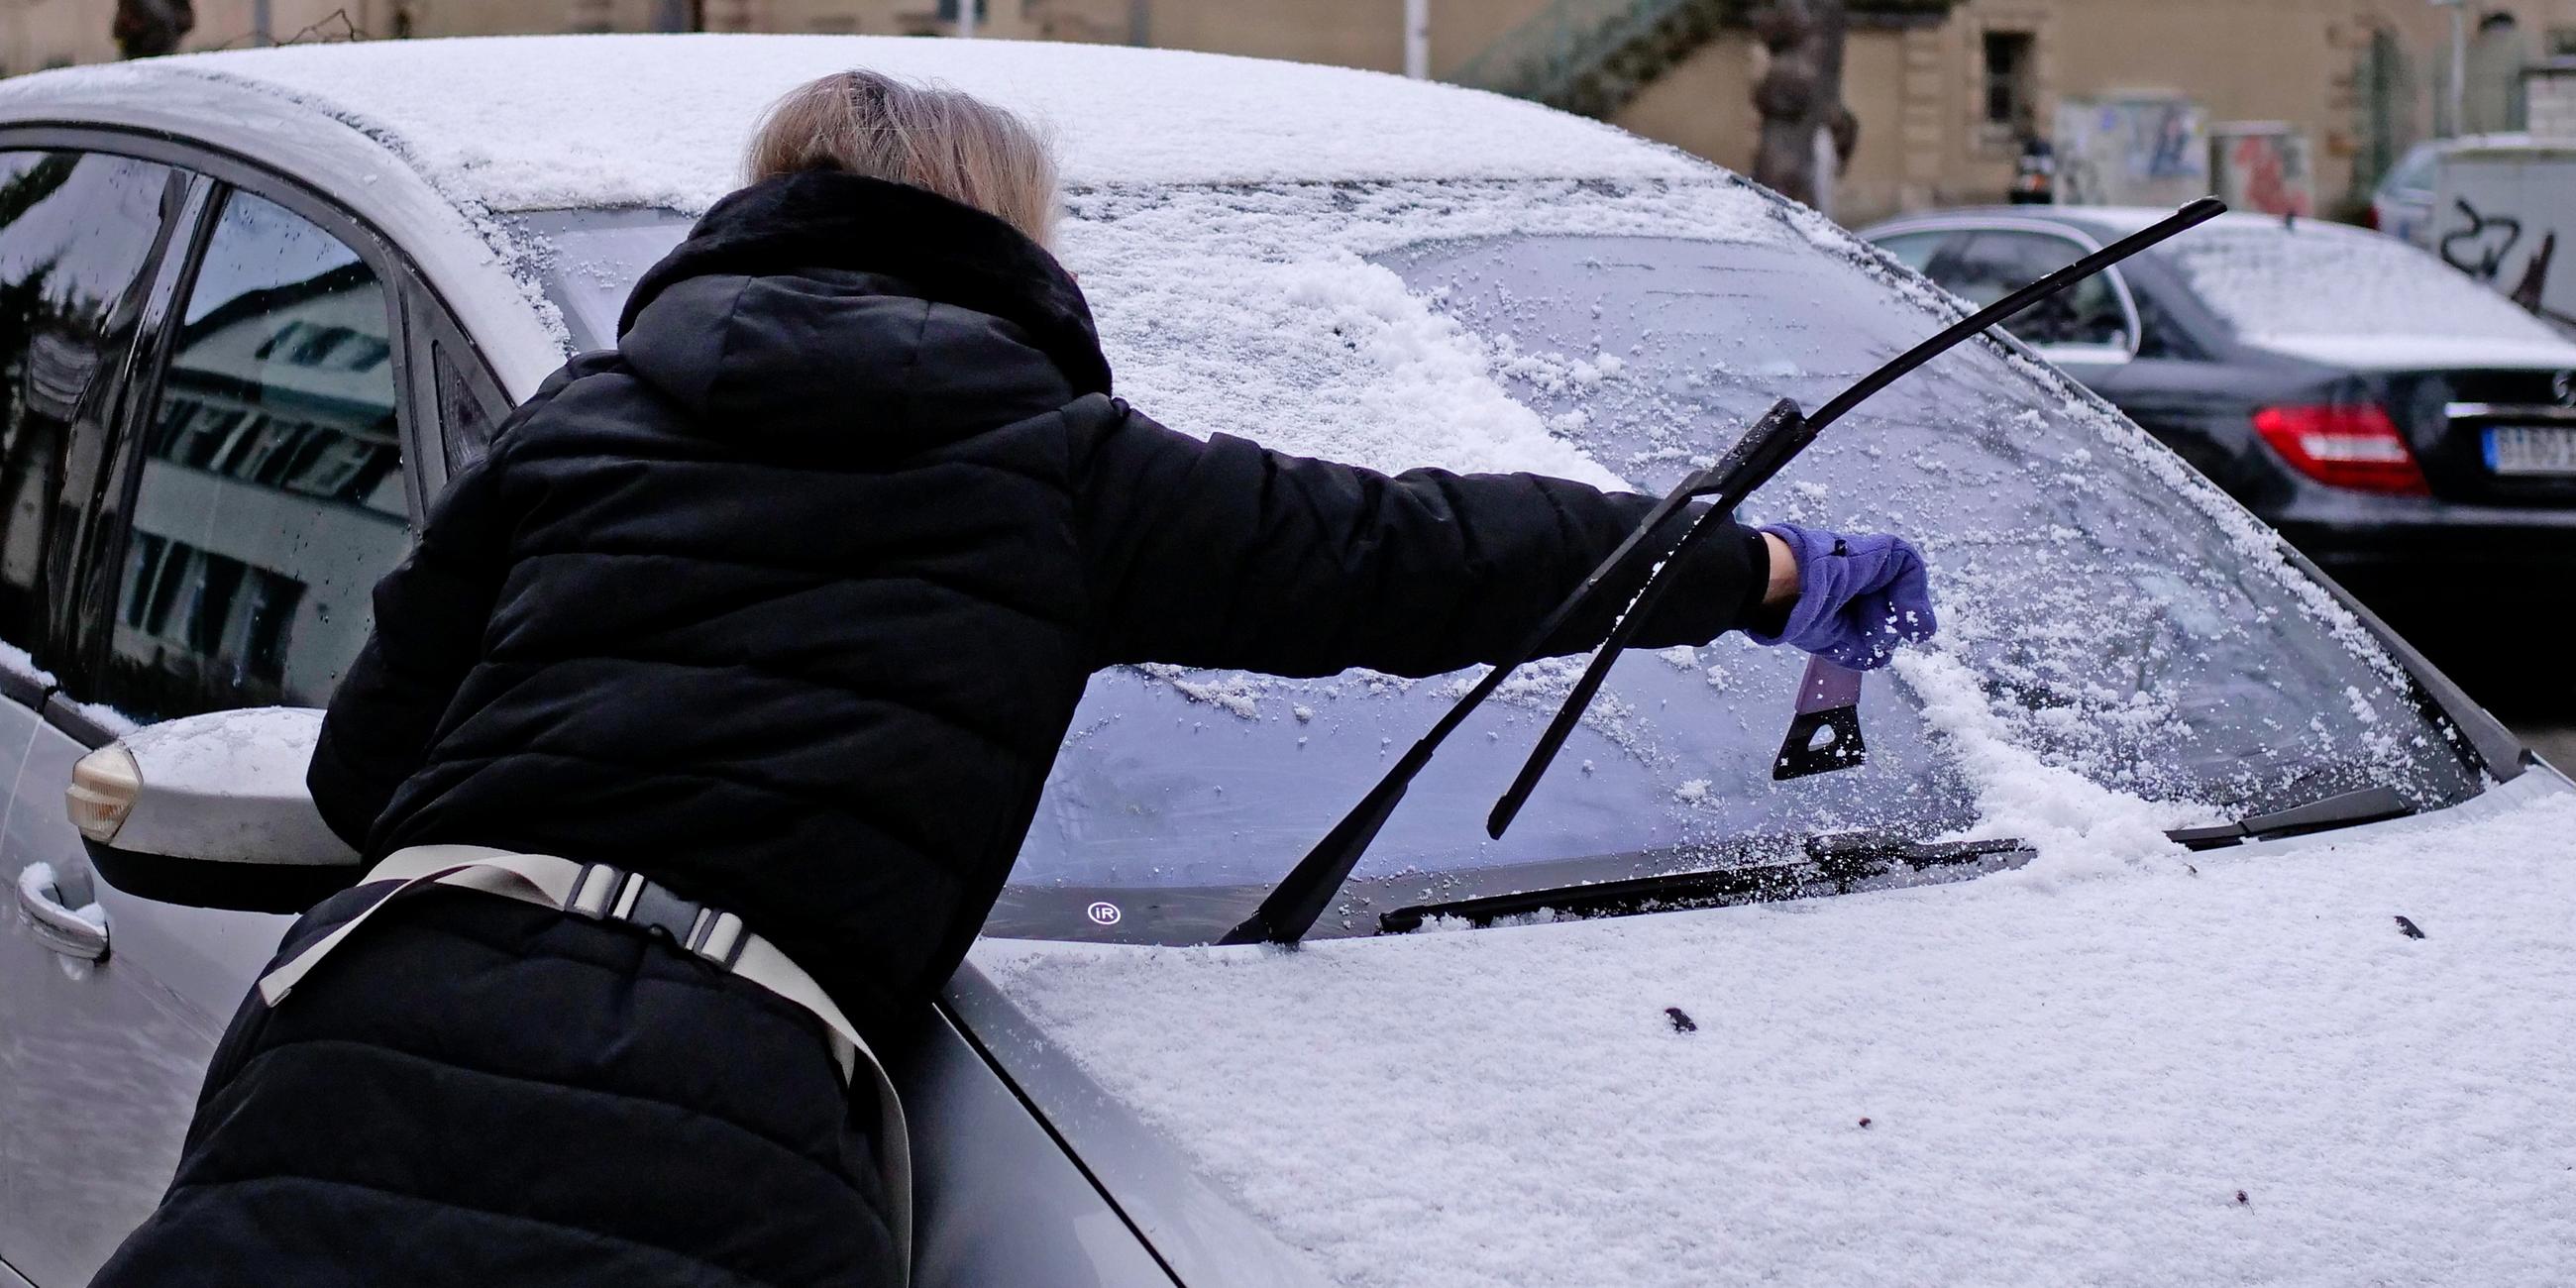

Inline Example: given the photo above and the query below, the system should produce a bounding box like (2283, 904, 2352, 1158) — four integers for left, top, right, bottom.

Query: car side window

(1935, 230, 2135, 352)
(98, 189, 409, 722)
(1872, 231, 1956, 273)
(430, 333, 504, 474)
(0, 151, 184, 660)
(2129, 287, 2202, 362)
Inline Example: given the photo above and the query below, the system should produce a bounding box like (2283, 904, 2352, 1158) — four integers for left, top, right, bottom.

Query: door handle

(16, 862, 109, 962)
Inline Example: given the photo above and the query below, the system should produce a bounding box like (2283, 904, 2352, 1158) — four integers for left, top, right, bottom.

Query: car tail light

(65, 745, 139, 843)
(2251, 403, 2429, 494)
(2360, 203, 2381, 232)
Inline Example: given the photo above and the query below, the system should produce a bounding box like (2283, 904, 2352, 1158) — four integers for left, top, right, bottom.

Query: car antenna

(1484, 197, 2230, 840)
(1211, 196, 2226, 948)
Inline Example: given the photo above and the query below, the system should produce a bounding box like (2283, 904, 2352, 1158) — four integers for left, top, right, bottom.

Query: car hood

(972, 767, 2576, 1287)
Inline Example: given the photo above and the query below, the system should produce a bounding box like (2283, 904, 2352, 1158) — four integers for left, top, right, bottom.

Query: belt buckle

(621, 878, 706, 948)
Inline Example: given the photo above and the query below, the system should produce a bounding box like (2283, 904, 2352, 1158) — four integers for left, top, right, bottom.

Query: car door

(0, 161, 431, 1287)
(0, 146, 216, 1288)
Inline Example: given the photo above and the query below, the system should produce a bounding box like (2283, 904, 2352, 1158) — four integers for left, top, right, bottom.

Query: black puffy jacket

(309, 171, 1771, 1028)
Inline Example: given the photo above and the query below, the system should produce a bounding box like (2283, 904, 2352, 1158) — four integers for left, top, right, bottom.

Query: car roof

(0, 35, 1712, 399)
(1861, 204, 2337, 243)
(0, 34, 1705, 216)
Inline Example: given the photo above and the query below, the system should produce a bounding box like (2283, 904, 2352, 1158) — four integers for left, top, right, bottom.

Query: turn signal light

(66, 745, 140, 844)
(2251, 404, 2430, 495)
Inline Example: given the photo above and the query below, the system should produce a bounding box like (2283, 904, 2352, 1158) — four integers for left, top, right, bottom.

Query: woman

(93, 71, 1933, 1287)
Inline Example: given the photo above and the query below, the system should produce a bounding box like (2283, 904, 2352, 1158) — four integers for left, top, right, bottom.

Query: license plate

(2483, 425, 2576, 477)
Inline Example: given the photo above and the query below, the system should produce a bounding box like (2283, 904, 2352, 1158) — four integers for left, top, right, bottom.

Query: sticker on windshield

(1086, 900, 1123, 927)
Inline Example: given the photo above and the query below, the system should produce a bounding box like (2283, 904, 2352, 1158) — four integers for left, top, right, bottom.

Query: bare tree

(113, 0, 195, 58)
(1750, 0, 1858, 213)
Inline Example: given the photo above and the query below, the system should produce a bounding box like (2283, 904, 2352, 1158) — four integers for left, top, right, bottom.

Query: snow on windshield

(519, 180, 2481, 939)
(2161, 220, 2562, 345)
(979, 179, 2476, 937)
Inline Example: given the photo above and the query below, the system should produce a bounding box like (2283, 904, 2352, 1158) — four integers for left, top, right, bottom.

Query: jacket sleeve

(1073, 401, 1773, 678)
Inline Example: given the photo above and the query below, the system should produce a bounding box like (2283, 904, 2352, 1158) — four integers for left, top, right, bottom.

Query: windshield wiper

(1376, 834, 2030, 934)
(2165, 786, 2413, 851)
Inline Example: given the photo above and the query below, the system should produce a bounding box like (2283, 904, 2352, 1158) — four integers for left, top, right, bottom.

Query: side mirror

(66, 707, 363, 913)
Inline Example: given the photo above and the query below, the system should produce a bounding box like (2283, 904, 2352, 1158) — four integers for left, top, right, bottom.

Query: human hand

(1748, 523, 1936, 670)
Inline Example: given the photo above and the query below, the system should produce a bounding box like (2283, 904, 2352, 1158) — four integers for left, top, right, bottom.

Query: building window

(1983, 31, 2037, 130)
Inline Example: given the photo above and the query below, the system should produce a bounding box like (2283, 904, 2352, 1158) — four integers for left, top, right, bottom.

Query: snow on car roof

(2011, 206, 2576, 370)
(19, 34, 1702, 215)
(977, 764, 2576, 1287)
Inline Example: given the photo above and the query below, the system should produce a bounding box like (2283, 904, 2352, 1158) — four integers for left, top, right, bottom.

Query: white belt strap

(259, 845, 912, 1281)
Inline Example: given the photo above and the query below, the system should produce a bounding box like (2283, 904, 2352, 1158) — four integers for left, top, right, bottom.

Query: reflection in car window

(100, 190, 408, 721)
(1933, 231, 2133, 350)
(0, 151, 182, 656)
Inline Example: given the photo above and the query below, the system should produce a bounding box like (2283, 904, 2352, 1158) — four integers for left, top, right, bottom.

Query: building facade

(10, 0, 2576, 225)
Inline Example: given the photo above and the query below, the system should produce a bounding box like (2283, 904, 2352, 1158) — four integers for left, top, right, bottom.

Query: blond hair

(747, 69, 1061, 248)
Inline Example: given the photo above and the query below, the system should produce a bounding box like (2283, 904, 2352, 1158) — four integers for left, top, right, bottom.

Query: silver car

(3, 35, 2566, 1288)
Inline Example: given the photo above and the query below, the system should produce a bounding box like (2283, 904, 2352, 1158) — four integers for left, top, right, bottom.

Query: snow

(51, 35, 1701, 217)
(0, 640, 55, 691)
(975, 770, 2576, 1287)
(2154, 219, 2576, 362)
(119, 706, 324, 797)
(1062, 179, 1792, 486)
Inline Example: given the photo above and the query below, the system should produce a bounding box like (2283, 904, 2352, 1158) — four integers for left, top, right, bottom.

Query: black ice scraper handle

(1218, 197, 2227, 947)
(1482, 196, 2229, 839)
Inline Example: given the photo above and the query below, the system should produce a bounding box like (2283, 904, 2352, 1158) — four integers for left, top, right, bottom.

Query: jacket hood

(614, 172, 1112, 452)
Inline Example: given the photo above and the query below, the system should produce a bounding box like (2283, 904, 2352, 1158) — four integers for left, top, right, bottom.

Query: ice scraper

(1218, 197, 2226, 947)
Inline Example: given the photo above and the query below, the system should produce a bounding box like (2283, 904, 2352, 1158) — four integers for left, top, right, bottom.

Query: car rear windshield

(516, 183, 2481, 944)
(2155, 220, 2560, 344)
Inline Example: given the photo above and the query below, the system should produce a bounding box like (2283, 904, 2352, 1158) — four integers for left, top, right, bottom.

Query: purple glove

(1749, 523, 1937, 670)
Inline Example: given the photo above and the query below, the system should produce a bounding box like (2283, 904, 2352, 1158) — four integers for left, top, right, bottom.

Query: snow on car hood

(974, 768, 2576, 1286)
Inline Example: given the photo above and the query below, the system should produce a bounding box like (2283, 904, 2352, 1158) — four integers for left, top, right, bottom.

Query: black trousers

(90, 885, 902, 1288)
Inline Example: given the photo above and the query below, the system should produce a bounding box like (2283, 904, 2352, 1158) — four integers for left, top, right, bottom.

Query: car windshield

(2154, 219, 2560, 344)
(515, 182, 2480, 944)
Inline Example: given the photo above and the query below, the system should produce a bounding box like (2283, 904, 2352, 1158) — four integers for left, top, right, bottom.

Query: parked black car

(1861, 207, 2576, 596)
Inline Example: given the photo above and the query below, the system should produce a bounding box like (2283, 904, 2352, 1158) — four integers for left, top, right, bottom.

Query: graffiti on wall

(2439, 196, 2573, 330)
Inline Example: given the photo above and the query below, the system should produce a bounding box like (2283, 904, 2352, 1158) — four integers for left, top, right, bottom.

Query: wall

(2527, 58, 2576, 136)
(0, 0, 122, 71)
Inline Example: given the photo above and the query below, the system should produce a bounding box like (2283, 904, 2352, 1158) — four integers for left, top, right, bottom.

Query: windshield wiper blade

(1376, 833, 2030, 933)
(2166, 786, 2413, 851)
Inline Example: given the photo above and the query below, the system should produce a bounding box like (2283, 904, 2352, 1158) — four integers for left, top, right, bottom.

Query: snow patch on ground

(975, 774, 2576, 1287)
